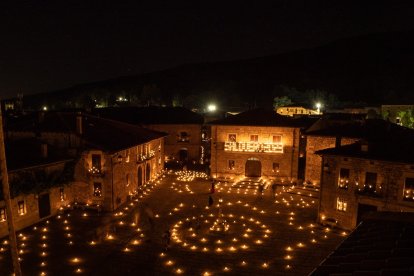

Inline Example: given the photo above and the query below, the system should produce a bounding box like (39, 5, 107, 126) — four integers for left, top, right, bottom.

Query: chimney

(76, 112, 82, 135)
(361, 142, 369, 152)
(41, 143, 48, 158)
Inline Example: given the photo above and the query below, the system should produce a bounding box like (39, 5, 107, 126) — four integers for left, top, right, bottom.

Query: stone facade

(73, 137, 164, 211)
(145, 124, 202, 163)
(0, 186, 75, 238)
(210, 125, 301, 181)
(319, 155, 414, 230)
(305, 136, 358, 186)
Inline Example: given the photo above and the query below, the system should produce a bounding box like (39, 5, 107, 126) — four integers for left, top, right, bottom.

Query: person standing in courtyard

(208, 195, 214, 207)
(162, 229, 171, 251)
(210, 180, 215, 194)
(271, 183, 277, 199)
(258, 184, 264, 199)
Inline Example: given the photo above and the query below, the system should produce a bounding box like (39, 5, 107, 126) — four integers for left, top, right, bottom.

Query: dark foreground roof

(7, 112, 167, 152)
(6, 138, 72, 171)
(311, 212, 414, 276)
(209, 108, 318, 128)
(315, 122, 414, 164)
(93, 106, 204, 125)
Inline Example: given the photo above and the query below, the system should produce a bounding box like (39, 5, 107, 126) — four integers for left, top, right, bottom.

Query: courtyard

(0, 171, 346, 275)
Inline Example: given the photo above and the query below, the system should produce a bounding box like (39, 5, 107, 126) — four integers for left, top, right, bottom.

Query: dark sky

(1, 1, 414, 98)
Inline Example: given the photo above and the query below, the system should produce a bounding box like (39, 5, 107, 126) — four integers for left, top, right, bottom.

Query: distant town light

(42, 106, 48, 111)
(207, 104, 217, 112)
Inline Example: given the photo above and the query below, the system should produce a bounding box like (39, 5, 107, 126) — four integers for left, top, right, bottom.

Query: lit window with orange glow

(336, 197, 347, 212)
(403, 177, 414, 201)
(338, 168, 350, 189)
(17, 200, 26, 216)
(0, 208, 6, 222)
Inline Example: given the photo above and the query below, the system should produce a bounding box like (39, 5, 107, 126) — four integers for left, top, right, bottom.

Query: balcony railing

(355, 186, 383, 198)
(87, 166, 105, 177)
(224, 141, 283, 153)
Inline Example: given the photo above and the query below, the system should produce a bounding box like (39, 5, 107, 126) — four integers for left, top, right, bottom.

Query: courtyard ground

(0, 171, 346, 275)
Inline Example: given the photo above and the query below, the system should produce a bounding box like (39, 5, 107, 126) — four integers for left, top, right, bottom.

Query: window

(92, 154, 102, 171)
(272, 163, 280, 173)
(228, 134, 237, 142)
(338, 168, 350, 189)
(60, 187, 65, 201)
(364, 172, 377, 193)
(0, 208, 6, 222)
(178, 132, 189, 142)
(17, 200, 26, 216)
(250, 135, 258, 142)
(404, 178, 414, 201)
(336, 198, 347, 212)
(273, 135, 282, 143)
(126, 174, 130, 187)
(125, 149, 130, 163)
(228, 160, 235, 170)
(93, 182, 102, 197)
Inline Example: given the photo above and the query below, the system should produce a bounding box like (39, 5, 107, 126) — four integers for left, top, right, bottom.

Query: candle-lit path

(0, 171, 346, 275)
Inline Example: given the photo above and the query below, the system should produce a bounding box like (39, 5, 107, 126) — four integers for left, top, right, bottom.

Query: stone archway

(145, 163, 151, 182)
(137, 167, 143, 187)
(179, 148, 188, 162)
(245, 158, 262, 177)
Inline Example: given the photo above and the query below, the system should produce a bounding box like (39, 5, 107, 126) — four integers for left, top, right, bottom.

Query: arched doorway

(137, 167, 143, 187)
(245, 158, 262, 177)
(145, 163, 151, 182)
(179, 148, 188, 162)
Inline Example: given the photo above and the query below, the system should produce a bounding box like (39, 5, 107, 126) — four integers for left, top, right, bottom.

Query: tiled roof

(311, 212, 414, 275)
(93, 106, 204, 125)
(306, 119, 397, 138)
(5, 138, 72, 171)
(315, 122, 414, 164)
(209, 108, 318, 128)
(7, 112, 167, 152)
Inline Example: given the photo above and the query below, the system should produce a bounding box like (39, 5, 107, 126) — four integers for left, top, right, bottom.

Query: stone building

(276, 104, 321, 117)
(304, 114, 367, 186)
(0, 138, 74, 237)
(316, 123, 414, 230)
(93, 107, 205, 164)
(209, 109, 316, 181)
(7, 111, 166, 211)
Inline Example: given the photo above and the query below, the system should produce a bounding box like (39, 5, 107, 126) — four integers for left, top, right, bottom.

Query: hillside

(23, 30, 414, 109)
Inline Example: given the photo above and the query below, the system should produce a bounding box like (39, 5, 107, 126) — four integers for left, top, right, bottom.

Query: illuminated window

(272, 163, 280, 173)
(0, 208, 6, 222)
(178, 132, 190, 142)
(363, 172, 377, 194)
(125, 149, 130, 163)
(92, 154, 102, 171)
(403, 178, 414, 201)
(273, 135, 282, 143)
(228, 160, 235, 170)
(93, 182, 102, 197)
(17, 200, 26, 216)
(228, 134, 237, 142)
(336, 198, 347, 212)
(250, 135, 258, 142)
(338, 168, 350, 189)
(60, 187, 65, 201)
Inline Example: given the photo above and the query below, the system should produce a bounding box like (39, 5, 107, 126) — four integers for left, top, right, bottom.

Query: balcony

(87, 166, 105, 177)
(355, 184, 383, 198)
(224, 141, 283, 153)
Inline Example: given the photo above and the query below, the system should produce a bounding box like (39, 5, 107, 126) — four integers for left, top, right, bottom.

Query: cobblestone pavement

(0, 171, 347, 275)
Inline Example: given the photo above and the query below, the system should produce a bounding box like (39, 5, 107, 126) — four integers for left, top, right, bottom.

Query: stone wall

(73, 137, 165, 211)
(0, 186, 70, 238)
(146, 124, 202, 162)
(210, 125, 300, 181)
(305, 136, 358, 186)
(319, 155, 414, 230)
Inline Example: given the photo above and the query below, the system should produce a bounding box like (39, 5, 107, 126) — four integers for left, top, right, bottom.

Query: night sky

(1, 1, 414, 98)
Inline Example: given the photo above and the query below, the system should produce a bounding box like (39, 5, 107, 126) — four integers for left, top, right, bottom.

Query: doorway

(245, 158, 262, 177)
(38, 193, 51, 219)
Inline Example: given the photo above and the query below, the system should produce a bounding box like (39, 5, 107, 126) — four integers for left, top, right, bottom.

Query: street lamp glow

(42, 106, 48, 111)
(207, 104, 217, 112)
(315, 102, 321, 109)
